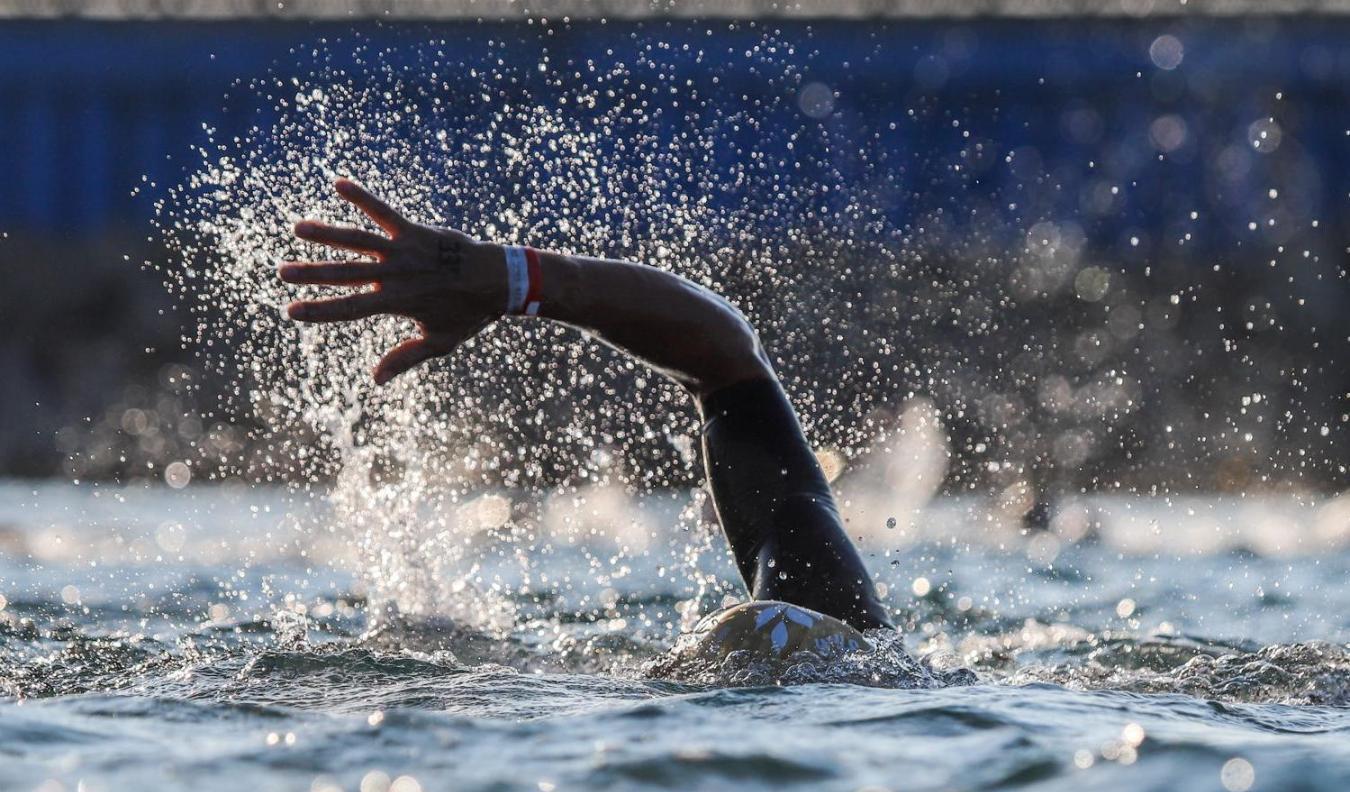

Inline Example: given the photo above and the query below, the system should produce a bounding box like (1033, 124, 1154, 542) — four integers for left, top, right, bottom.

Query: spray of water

(151, 27, 1284, 687)
(149, 32, 987, 642)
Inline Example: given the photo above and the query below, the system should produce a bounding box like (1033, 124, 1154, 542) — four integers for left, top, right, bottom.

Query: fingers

(294, 220, 390, 254)
(278, 260, 395, 285)
(335, 179, 408, 234)
(374, 336, 449, 385)
(287, 291, 393, 323)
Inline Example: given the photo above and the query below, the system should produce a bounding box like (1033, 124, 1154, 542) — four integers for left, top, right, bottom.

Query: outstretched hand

(280, 179, 504, 384)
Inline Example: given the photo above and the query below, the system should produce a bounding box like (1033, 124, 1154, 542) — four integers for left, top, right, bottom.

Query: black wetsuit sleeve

(699, 378, 893, 631)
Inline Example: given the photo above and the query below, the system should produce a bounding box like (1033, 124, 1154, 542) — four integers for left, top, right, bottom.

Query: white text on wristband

(502, 245, 528, 314)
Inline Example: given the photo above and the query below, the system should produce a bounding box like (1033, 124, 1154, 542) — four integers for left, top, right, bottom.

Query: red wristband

(503, 245, 544, 316)
(523, 247, 543, 316)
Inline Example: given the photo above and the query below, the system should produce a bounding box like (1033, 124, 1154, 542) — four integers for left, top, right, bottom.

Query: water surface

(2, 481, 1347, 791)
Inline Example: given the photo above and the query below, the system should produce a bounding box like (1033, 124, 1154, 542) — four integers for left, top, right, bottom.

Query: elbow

(695, 305, 775, 396)
(726, 310, 775, 377)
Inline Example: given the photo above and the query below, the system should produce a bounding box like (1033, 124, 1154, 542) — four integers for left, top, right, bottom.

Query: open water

(2, 480, 1348, 792)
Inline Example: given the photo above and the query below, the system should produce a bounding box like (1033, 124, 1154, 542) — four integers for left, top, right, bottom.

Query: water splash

(140, 27, 1350, 690)
(149, 31, 993, 636)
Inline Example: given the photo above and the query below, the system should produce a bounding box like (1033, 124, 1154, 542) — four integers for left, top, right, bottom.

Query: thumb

(373, 336, 449, 385)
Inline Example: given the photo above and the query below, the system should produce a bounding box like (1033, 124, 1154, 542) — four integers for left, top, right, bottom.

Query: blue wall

(1, 18, 1347, 252)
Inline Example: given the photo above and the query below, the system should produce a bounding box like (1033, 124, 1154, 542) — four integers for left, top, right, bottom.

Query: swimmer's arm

(282, 180, 889, 629)
(526, 250, 772, 395)
(281, 179, 772, 394)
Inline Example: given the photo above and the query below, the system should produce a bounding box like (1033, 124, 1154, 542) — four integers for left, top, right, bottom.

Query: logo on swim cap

(691, 601, 868, 660)
(754, 603, 818, 652)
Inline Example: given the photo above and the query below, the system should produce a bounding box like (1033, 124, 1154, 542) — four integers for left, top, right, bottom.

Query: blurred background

(1, 0, 1347, 500)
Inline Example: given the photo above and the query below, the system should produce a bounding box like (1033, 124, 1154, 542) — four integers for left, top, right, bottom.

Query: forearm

(511, 247, 773, 396)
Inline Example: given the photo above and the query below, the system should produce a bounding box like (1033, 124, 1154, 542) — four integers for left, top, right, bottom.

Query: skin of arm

(280, 178, 773, 396)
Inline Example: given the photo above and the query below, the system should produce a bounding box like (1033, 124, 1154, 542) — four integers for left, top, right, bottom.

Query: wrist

(467, 241, 578, 320)
(463, 240, 509, 315)
(497, 243, 551, 317)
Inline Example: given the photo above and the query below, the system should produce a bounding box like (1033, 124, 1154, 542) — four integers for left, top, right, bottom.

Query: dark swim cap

(686, 600, 871, 662)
